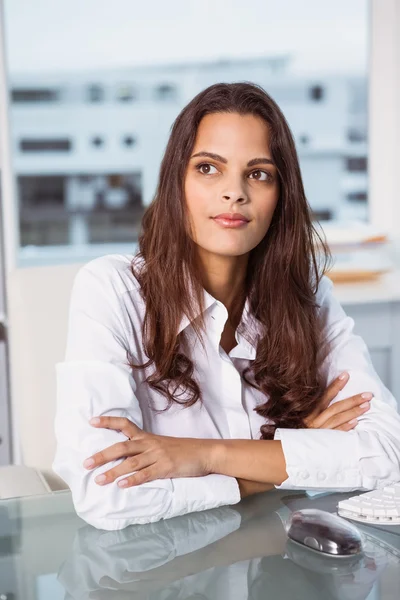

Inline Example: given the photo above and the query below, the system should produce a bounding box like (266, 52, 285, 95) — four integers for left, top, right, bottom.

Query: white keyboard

(337, 482, 400, 524)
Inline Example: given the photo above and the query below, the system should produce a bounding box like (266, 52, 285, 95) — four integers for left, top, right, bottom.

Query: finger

(311, 392, 373, 428)
(322, 401, 371, 429)
(320, 372, 350, 409)
(89, 416, 142, 439)
(304, 371, 350, 427)
(117, 464, 160, 488)
(94, 454, 155, 486)
(334, 419, 358, 432)
(83, 439, 143, 470)
(329, 391, 374, 413)
(306, 372, 351, 426)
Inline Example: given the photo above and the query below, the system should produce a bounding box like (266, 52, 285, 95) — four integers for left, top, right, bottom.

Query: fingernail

(359, 402, 370, 409)
(361, 393, 373, 400)
(83, 458, 95, 469)
(90, 417, 101, 425)
(118, 479, 128, 487)
(338, 372, 348, 380)
(348, 418, 357, 425)
(95, 474, 106, 484)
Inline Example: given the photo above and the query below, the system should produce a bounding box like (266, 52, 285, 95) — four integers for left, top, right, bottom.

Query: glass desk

(0, 488, 399, 599)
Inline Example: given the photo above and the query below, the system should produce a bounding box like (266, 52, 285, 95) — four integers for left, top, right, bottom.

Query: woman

(53, 82, 400, 531)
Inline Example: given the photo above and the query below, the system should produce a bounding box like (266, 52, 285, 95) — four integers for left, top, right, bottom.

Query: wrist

(237, 478, 275, 499)
(205, 439, 226, 474)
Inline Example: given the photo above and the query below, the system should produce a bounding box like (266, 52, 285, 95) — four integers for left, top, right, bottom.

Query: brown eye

(249, 170, 270, 181)
(197, 163, 218, 175)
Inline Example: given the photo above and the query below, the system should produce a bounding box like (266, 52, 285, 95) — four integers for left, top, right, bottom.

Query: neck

(197, 249, 249, 323)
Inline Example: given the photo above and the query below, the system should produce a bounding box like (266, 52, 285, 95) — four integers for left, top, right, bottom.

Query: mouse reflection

(57, 494, 388, 600)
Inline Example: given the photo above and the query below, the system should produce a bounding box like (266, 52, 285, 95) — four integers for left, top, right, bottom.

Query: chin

(203, 245, 251, 258)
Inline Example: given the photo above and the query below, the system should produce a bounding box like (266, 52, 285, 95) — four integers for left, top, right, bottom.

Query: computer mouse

(287, 508, 364, 557)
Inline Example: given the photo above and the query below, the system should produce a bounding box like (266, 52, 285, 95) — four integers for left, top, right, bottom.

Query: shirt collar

(177, 286, 218, 335)
(234, 296, 260, 360)
(178, 286, 261, 360)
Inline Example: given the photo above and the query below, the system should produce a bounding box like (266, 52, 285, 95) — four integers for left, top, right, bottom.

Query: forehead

(193, 112, 271, 154)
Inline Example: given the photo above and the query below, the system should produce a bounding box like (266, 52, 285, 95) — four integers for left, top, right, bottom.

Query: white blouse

(53, 253, 400, 530)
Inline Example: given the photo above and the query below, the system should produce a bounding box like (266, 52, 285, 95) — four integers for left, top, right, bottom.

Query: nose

(222, 192, 246, 203)
(221, 174, 248, 204)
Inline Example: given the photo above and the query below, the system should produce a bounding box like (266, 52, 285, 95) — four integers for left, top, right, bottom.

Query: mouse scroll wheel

(304, 536, 321, 551)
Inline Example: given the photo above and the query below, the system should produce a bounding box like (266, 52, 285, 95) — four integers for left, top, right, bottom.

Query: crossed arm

(82, 371, 375, 498)
(84, 416, 284, 497)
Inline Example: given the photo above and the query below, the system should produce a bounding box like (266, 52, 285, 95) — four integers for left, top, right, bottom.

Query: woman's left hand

(83, 416, 216, 488)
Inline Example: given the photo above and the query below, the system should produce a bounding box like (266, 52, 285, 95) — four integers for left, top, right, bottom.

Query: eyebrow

(190, 151, 275, 168)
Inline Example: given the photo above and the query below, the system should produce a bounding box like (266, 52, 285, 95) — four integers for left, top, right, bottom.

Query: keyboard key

(382, 493, 397, 500)
(338, 499, 361, 512)
(363, 490, 385, 499)
(359, 503, 374, 516)
(372, 506, 386, 517)
(385, 506, 400, 517)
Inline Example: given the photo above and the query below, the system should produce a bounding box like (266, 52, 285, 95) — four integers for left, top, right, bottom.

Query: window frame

(0, 1, 396, 272)
(368, 0, 400, 236)
(0, 0, 397, 464)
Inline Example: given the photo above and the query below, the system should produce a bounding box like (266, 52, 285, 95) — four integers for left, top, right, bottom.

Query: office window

(17, 173, 142, 248)
(11, 88, 60, 102)
(309, 85, 325, 101)
(116, 84, 136, 102)
(2, 0, 369, 267)
(87, 84, 104, 102)
(155, 83, 177, 101)
(122, 135, 136, 147)
(347, 191, 368, 202)
(19, 138, 72, 152)
(299, 134, 310, 145)
(346, 157, 368, 172)
(347, 127, 367, 143)
(91, 136, 104, 147)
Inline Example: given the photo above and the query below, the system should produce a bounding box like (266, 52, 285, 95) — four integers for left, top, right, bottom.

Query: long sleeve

(52, 259, 240, 531)
(273, 275, 400, 492)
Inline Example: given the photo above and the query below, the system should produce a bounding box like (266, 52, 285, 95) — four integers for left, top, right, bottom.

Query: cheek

(261, 203, 278, 226)
(185, 178, 212, 221)
(257, 188, 279, 218)
(251, 193, 279, 239)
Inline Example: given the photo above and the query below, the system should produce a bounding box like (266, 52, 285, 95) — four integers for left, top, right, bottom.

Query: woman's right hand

(304, 372, 373, 431)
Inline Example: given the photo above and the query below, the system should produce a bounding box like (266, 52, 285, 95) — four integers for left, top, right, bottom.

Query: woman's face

(184, 112, 280, 258)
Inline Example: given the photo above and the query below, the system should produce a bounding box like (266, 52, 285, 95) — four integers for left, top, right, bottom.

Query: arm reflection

(57, 492, 388, 600)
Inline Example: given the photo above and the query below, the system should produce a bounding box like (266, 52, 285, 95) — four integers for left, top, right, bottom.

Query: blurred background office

(5, 0, 370, 265)
(0, 0, 399, 478)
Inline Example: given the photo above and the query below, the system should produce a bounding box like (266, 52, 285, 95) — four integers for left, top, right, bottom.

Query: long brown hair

(129, 81, 332, 440)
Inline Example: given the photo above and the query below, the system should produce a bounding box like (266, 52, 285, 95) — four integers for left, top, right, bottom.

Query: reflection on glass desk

(0, 488, 399, 599)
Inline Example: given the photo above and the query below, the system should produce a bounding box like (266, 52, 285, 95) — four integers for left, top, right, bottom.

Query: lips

(212, 214, 250, 229)
(213, 213, 249, 222)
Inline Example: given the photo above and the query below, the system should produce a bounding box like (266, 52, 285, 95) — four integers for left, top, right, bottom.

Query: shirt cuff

(273, 428, 362, 490)
(167, 474, 241, 519)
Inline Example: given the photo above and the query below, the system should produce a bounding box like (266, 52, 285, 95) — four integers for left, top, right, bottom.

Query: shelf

(334, 270, 400, 306)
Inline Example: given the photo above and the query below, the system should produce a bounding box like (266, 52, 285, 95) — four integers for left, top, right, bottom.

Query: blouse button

(317, 471, 327, 481)
(301, 470, 309, 479)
